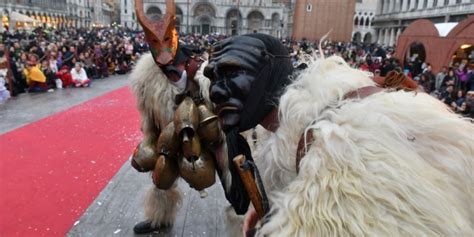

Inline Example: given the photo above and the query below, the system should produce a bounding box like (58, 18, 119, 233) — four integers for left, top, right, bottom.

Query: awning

(9, 11, 40, 23)
(434, 22, 458, 37)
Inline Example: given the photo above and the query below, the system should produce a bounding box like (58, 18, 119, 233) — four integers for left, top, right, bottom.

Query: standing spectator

(435, 66, 447, 92)
(422, 64, 435, 91)
(455, 63, 467, 91)
(442, 68, 458, 91)
(465, 65, 474, 92)
(71, 62, 90, 87)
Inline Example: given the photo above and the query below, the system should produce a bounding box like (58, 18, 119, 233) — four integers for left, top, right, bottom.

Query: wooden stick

(233, 155, 265, 219)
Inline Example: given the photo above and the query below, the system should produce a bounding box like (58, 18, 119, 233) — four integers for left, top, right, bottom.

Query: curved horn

(134, 0, 152, 29)
(166, 0, 176, 16)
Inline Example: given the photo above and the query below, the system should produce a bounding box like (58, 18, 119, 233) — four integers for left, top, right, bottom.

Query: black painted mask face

(204, 36, 267, 131)
(204, 34, 293, 215)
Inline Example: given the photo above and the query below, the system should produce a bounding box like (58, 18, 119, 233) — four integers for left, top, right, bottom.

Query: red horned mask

(135, 0, 178, 66)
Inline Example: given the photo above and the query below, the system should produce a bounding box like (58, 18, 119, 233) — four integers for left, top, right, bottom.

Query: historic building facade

(292, 0, 356, 42)
(121, 0, 289, 37)
(353, 0, 378, 44)
(1, 0, 72, 31)
(0, 0, 121, 32)
(374, 0, 474, 46)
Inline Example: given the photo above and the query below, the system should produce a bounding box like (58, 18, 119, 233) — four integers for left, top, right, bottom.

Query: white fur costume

(130, 53, 212, 228)
(253, 56, 474, 236)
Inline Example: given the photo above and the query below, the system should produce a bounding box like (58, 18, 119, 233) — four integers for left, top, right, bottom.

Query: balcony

(2, 0, 68, 12)
(141, 0, 285, 9)
(376, 3, 474, 22)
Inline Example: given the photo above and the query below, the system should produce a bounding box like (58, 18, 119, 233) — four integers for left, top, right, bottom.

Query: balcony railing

(2, 0, 68, 12)
(141, 0, 285, 8)
(376, 3, 474, 21)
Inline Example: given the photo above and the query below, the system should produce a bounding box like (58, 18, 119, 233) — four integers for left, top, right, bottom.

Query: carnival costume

(129, 0, 473, 235)
(205, 35, 474, 236)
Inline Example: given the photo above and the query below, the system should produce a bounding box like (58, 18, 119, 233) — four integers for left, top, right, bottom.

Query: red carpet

(0, 87, 142, 236)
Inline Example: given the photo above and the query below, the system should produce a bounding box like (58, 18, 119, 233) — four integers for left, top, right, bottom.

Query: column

(387, 28, 393, 46)
(427, 0, 434, 8)
(381, 28, 386, 45)
(377, 29, 383, 44)
(416, 0, 421, 9)
(376, 0, 383, 14)
(395, 28, 402, 46)
(401, 0, 408, 11)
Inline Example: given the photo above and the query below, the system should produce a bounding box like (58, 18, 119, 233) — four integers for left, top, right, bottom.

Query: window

(433, 0, 438, 7)
(306, 4, 312, 12)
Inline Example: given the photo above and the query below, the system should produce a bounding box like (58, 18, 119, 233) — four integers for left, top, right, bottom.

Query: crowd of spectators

(286, 39, 474, 118)
(1, 26, 147, 96)
(1, 27, 473, 118)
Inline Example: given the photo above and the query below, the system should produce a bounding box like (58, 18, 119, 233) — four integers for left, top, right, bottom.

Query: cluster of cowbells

(131, 97, 222, 191)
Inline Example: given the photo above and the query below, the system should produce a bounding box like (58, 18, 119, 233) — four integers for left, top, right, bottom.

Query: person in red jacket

(55, 65, 72, 88)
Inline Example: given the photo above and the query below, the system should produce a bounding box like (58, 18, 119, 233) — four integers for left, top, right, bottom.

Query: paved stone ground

(1, 74, 235, 237)
(0, 75, 130, 134)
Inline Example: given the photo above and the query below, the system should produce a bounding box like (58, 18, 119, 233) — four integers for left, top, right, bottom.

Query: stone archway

(353, 32, 362, 43)
(146, 6, 162, 21)
(193, 3, 216, 34)
(271, 13, 280, 37)
(247, 10, 264, 33)
(364, 32, 372, 44)
(226, 8, 241, 36)
(407, 42, 427, 62)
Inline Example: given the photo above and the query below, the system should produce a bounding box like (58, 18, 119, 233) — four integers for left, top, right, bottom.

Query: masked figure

(206, 34, 474, 236)
(129, 0, 223, 234)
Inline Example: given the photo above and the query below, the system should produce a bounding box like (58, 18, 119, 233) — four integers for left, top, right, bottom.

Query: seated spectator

(24, 59, 48, 92)
(441, 85, 454, 106)
(0, 68, 10, 103)
(71, 62, 90, 87)
(419, 74, 432, 93)
(55, 65, 72, 88)
(466, 91, 474, 118)
(82, 52, 96, 78)
(116, 61, 130, 75)
(41, 60, 56, 90)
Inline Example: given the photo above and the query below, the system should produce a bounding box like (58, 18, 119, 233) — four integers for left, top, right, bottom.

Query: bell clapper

(199, 190, 208, 199)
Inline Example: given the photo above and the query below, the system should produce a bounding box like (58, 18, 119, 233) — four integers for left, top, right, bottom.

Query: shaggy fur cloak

(254, 56, 473, 236)
(129, 53, 213, 227)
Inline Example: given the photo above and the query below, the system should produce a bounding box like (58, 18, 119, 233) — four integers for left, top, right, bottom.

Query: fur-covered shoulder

(256, 55, 474, 236)
(129, 53, 180, 129)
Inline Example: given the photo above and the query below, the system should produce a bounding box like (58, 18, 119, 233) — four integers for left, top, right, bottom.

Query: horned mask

(135, 0, 179, 66)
